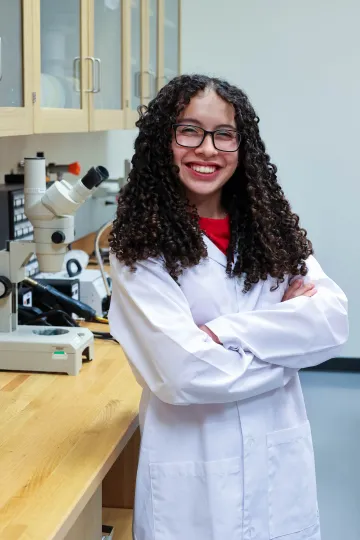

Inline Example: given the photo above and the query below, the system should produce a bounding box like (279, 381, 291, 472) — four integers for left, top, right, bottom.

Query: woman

(109, 74, 348, 540)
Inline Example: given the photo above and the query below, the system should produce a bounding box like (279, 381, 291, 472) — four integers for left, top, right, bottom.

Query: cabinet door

(123, 0, 143, 127)
(141, 0, 158, 106)
(89, 0, 125, 131)
(0, 0, 33, 137)
(158, 0, 181, 91)
(33, 0, 90, 133)
(149, 0, 159, 98)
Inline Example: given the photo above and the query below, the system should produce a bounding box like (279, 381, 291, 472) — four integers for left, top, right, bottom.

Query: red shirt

(199, 215, 230, 256)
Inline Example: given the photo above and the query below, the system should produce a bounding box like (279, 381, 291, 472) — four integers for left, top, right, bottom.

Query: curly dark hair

(110, 74, 313, 292)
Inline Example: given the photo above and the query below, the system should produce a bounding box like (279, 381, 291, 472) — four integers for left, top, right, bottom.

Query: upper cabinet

(0, 0, 33, 137)
(124, 0, 182, 121)
(0, 0, 181, 137)
(148, 0, 159, 99)
(123, 0, 142, 126)
(140, 0, 159, 107)
(33, 0, 90, 133)
(89, 0, 125, 131)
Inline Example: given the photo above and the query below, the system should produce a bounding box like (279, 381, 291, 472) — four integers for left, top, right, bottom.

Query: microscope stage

(0, 326, 94, 375)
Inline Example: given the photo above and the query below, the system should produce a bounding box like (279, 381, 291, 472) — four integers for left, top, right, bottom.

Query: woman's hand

(282, 279, 317, 302)
(199, 325, 222, 344)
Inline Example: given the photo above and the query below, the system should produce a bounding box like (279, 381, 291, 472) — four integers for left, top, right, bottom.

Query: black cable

(20, 298, 116, 340)
(92, 331, 118, 342)
(93, 331, 113, 338)
(24, 277, 97, 322)
(24, 309, 79, 327)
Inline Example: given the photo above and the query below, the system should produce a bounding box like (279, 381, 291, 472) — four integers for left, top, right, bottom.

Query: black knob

(0, 276, 12, 299)
(51, 231, 66, 244)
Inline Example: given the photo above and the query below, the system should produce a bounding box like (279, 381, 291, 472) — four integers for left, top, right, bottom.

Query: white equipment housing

(36, 268, 111, 317)
(0, 157, 108, 375)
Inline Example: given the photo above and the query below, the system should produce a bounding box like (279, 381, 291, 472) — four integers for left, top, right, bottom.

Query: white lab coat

(109, 235, 348, 540)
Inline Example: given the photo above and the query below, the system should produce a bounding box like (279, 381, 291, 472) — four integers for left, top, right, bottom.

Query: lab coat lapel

(203, 234, 227, 267)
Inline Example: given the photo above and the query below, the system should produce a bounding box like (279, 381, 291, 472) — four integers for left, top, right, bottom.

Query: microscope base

(0, 326, 94, 375)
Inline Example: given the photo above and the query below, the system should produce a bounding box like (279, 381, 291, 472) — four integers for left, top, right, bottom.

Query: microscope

(0, 156, 109, 375)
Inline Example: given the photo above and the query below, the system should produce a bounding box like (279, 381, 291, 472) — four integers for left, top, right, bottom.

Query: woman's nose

(195, 134, 218, 156)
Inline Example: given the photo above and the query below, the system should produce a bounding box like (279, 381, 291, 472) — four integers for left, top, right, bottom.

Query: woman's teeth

(190, 165, 217, 174)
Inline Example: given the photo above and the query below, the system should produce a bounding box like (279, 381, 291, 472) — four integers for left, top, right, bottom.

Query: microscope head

(24, 157, 109, 273)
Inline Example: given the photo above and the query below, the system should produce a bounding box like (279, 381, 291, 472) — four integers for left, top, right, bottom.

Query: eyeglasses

(173, 124, 241, 152)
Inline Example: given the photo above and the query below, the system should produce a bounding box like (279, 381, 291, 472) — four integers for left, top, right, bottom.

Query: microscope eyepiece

(81, 166, 109, 190)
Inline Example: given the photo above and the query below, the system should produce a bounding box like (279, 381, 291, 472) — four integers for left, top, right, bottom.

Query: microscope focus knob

(0, 276, 12, 299)
(51, 231, 66, 244)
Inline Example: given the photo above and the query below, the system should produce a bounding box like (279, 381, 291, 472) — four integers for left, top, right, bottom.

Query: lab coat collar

(203, 234, 228, 267)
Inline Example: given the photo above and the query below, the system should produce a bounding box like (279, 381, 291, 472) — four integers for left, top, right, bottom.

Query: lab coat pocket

(267, 421, 319, 539)
(150, 457, 243, 540)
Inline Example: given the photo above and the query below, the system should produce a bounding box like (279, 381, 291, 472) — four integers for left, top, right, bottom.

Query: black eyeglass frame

(172, 124, 241, 152)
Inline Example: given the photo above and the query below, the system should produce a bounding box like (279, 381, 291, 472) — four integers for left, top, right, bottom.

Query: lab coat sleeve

(108, 255, 297, 406)
(206, 255, 349, 369)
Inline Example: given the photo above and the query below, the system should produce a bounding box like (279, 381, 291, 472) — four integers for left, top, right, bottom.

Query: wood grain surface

(0, 322, 141, 540)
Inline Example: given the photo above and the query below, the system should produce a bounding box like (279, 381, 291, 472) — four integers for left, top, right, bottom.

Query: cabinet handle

(142, 71, 154, 99)
(134, 71, 141, 98)
(94, 58, 102, 94)
(135, 72, 156, 100)
(84, 56, 96, 93)
(73, 56, 81, 92)
(150, 72, 157, 98)
(156, 75, 168, 90)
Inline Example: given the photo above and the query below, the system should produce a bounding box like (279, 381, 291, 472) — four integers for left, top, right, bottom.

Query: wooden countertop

(0, 321, 141, 540)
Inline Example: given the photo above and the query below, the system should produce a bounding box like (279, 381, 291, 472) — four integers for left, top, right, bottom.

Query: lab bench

(0, 321, 141, 540)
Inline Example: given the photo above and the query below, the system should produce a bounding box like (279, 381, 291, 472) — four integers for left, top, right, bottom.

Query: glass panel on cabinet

(0, 0, 24, 107)
(40, 0, 81, 109)
(164, 0, 179, 85)
(94, 0, 122, 110)
(148, 0, 158, 99)
(131, 0, 141, 109)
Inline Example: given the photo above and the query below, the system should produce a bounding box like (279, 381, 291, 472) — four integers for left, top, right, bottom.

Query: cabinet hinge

(32, 92, 37, 104)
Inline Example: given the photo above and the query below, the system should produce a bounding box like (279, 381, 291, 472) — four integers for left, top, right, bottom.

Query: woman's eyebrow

(177, 117, 202, 125)
(178, 117, 236, 129)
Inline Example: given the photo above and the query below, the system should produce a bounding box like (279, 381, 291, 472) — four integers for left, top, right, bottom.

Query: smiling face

(171, 89, 239, 215)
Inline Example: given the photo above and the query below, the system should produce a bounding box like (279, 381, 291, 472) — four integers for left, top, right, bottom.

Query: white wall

(182, 0, 360, 357)
(0, 129, 137, 180)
